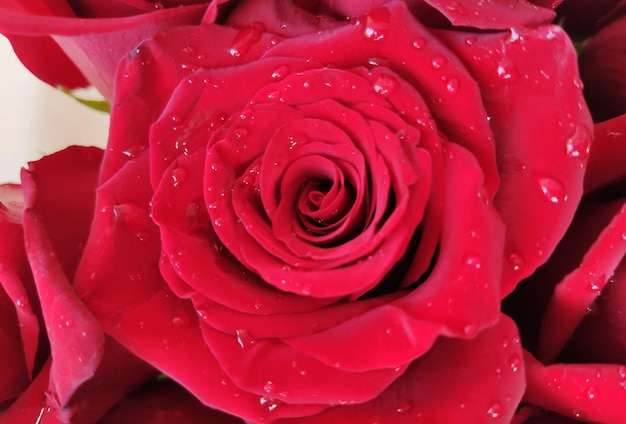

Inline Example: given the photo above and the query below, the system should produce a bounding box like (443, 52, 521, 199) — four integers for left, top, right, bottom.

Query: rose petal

(0, 184, 41, 391)
(100, 379, 244, 424)
(436, 24, 593, 295)
(422, 0, 555, 29)
(0, 2, 209, 98)
(21, 147, 155, 422)
(538, 202, 626, 363)
(273, 314, 525, 423)
(524, 350, 626, 424)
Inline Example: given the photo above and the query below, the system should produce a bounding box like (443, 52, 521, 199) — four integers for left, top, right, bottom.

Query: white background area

(0, 36, 109, 183)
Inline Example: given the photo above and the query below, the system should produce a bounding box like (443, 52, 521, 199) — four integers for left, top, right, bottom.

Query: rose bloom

(0, 0, 217, 100)
(11, 0, 587, 422)
(507, 113, 626, 424)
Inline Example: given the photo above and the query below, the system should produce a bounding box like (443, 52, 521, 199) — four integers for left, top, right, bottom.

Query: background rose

(0, 147, 159, 423)
(0, 0, 219, 100)
(66, 0, 592, 422)
(557, 0, 626, 122)
(508, 114, 626, 424)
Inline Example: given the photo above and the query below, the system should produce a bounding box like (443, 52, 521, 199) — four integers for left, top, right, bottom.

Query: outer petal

(274, 315, 525, 424)
(100, 380, 244, 424)
(0, 1, 209, 99)
(20, 147, 155, 422)
(523, 351, 626, 424)
(436, 24, 593, 295)
(537, 202, 626, 363)
(0, 184, 41, 402)
(422, 0, 555, 29)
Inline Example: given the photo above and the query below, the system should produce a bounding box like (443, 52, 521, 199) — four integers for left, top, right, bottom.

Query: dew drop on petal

(396, 402, 412, 414)
(497, 64, 516, 81)
(412, 37, 426, 49)
(536, 176, 568, 204)
(510, 355, 521, 373)
(565, 126, 591, 160)
(229, 22, 265, 57)
(373, 74, 399, 96)
(233, 127, 249, 140)
(432, 55, 447, 69)
(586, 387, 599, 400)
(363, 7, 390, 41)
(171, 166, 187, 187)
(446, 78, 459, 94)
(236, 329, 255, 349)
(486, 403, 503, 419)
(464, 255, 481, 269)
(271, 65, 290, 80)
(508, 252, 525, 272)
(259, 396, 282, 412)
(465, 36, 477, 46)
(121, 144, 145, 159)
(463, 325, 477, 337)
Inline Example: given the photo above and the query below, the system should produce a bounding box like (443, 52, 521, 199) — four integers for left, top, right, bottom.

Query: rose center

(297, 179, 356, 235)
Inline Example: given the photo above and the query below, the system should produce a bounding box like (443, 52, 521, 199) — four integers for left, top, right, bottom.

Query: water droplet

(259, 396, 282, 412)
(587, 273, 605, 293)
(373, 74, 398, 96)
(363, 7, 390, 41)
(15, 297, 28, 308)
(271, 65, 290, 80)
(236, 329, 255, 348)
(565, 126, 591, 160)
(171, 166, 187, 187)
(506, 28, 521, 42)
(396, 402, 412, 414)
(510, 355, 521, 373)
(412, 37, 426, 49)
(264, 381, 274, 393)
(446, 78, 459, 94)
(174, 139, 189, 155)
(432, 55, 447, 69)
(497, 64, 516, 81)
(172, 315, 190, 327)
(464, 255, 481, 269)
(113, 203, 148, 228)
(229, 22, 265, 58)
(571, 409, 584, 420)
(508, 253, 525, 272)
(121, 144, 145, 159)
(486, 403, 502, 418)
(465, 36, 477, 46)
(587, 387, 599, 400)
(573, 76, 583, 89)
(233, 127, 248, 140)
(536, 176, 568, 204)
(446, 1, 468, 15)
(464, 325, 477, 337)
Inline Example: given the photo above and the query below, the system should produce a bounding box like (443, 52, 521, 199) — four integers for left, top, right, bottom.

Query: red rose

(0, 0, 217, 100)
(67, 0, 591, 422)
(508, 114, 626, 424)
(0, 147, 157, 423)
